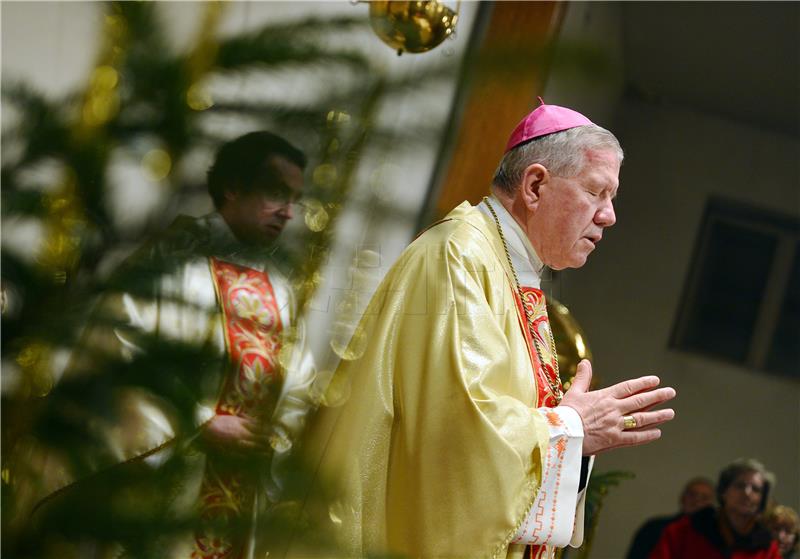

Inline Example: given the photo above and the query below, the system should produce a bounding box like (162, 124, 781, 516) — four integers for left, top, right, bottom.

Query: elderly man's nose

(596, 201, 616, 227)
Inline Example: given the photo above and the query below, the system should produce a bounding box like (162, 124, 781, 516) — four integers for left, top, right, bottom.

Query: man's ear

(518, 163, 549, 210)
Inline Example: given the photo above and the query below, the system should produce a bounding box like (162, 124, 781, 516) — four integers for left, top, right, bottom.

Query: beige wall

(539, 4, 799, 557)
(561, 99, 800, 558)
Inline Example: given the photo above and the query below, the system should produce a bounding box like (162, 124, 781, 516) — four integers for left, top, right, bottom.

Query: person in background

(15, 131, 316, 559)
(650, 458, 780, 559)
(765, 505, 800, 559)
(625, 477, 715, 559)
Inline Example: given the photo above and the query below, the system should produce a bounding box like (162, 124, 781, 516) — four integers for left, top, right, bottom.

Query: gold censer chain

(483, 197, 563, 403)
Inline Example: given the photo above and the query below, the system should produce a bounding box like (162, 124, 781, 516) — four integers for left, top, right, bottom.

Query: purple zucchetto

(504, 97, 594, 153)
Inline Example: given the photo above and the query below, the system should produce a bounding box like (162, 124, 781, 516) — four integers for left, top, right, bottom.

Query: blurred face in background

(773, 523, 797, 556)
(767, 507, 800, 557)
(680, 480, 715, 514)
(721, 470, 765, 520)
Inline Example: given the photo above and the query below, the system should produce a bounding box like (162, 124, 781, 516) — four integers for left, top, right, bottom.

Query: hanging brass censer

(366, 1, 459, 55)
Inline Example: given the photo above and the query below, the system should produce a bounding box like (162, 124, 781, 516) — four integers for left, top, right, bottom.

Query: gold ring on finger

(622, 415, 637, 430)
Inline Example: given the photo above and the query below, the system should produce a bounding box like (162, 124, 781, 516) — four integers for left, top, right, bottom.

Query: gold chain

(483, 197, 563, 403)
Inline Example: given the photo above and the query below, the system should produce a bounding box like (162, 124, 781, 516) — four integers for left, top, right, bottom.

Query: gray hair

(492, 124, 624, 193)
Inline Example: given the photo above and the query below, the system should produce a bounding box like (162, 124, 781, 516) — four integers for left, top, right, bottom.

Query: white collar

(206, 211, 238, 246)
(202, 212, 277, 271)
(478, 195, 546, 287)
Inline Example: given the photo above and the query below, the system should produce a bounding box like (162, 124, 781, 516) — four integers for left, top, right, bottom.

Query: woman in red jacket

(651, 458, 780, 559)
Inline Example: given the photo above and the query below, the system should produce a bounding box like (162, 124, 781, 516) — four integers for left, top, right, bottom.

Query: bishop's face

(528, 148, 620, 270)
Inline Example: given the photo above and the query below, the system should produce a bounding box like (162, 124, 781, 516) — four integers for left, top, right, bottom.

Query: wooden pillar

(431, 1, 565, 220)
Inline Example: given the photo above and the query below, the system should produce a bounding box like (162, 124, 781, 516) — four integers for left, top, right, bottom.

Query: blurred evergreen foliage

(1, 2, 457, 556)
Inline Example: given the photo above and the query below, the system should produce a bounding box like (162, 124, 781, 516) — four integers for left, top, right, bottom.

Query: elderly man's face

(529, 148, 620, 270)
(222, 156, 304, 245)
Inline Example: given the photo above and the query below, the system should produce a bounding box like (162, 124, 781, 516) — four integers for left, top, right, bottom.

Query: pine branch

(215, 15, 370, 71)
(1, 82, 72, 167)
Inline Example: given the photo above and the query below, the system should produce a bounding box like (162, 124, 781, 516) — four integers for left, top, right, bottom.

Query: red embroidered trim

(211, 257, 283, 417)
(514, 286, 562, 407)
(545, 410, 563, 428)
(191, 258, 284, 559)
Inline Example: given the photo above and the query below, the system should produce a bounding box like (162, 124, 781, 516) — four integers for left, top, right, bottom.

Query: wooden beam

(432, 1, 565, 220)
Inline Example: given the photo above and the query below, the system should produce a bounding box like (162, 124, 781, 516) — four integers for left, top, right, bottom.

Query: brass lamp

(366, 1, 459, 55)
(547, 297, 594, 390)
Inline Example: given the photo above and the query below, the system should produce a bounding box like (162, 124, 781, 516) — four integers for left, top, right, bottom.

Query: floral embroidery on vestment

(192, 258, 284, 559)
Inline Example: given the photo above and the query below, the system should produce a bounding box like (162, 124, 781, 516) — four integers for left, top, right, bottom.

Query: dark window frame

(670, 197, 800, 378)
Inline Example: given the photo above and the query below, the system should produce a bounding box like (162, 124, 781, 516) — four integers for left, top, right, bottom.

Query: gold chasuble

(293, 202, 558, 559)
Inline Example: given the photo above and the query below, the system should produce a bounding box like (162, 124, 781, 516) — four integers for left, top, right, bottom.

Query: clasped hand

(201, 413, 272, 455)
(560, 360, 676, 456)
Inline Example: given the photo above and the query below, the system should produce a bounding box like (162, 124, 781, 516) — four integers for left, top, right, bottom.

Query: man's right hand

(201, 413, 271, 455)
(559, 360, 676, 456)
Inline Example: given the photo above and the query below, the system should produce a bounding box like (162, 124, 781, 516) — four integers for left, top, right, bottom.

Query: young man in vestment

(13, 132, 316, 558)
(288, 102, 677, 559)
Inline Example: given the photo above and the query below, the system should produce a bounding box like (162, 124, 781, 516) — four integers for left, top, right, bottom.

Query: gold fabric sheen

(294, 202, 551, 559)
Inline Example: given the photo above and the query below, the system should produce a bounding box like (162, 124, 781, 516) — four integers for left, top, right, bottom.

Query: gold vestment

(294, 202, 551, 559)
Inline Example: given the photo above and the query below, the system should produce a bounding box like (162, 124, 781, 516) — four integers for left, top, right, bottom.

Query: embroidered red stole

(212, 257, 283, 417)
(514, 286, 562, 408)
(514, 286, 563, 559)
(192, 257, 283, 559)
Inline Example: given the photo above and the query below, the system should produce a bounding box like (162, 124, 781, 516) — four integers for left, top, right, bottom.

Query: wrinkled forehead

(584, 148, 621, 171)
(582, 148, 621, 188)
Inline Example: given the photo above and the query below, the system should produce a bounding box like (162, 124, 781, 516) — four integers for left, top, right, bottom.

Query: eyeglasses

(260, 195, 305, 208)
(251, 188, 306, 210)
